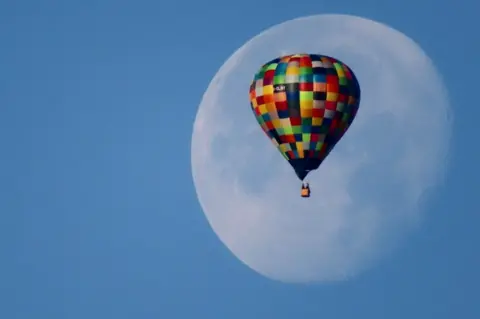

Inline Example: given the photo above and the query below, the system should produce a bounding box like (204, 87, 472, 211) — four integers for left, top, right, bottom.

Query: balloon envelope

(249, 53, 361, 180)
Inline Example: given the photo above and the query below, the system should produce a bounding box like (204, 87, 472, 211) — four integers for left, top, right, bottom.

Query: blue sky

(0, 0, 479, 318)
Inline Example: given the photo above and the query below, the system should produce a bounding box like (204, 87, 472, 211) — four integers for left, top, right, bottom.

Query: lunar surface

(191, 14, 451, 283)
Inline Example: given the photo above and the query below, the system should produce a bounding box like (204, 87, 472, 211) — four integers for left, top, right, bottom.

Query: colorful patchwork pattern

(249, 53, 361, 174)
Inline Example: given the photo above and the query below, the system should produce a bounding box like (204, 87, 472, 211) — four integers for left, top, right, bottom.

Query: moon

(191, 14, 451, 283)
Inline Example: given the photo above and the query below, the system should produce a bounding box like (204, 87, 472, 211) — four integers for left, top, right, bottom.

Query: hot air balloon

(249, 53, 361, 197)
